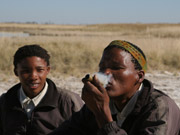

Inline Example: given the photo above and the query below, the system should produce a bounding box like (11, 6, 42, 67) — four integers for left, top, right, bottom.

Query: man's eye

(99, 67, 105, 72)
(112, 67, 123, 70)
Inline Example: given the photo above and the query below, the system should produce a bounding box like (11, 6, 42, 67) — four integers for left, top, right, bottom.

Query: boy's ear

(14, 68, 18, 76)
(47, 66, 51, 74)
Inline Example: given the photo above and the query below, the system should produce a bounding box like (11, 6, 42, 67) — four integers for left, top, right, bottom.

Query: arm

(50, 100, 180, 135)
(69, 91, 84, 113)
(81, 76, 180, 135)
(136, 94, 180, 135)
(81, 76, 128, 135)
(49, 105, 99, 135)
(92, 96, 179, 135)
(0, 94, 5, 134)
(81, 75, 113, 128)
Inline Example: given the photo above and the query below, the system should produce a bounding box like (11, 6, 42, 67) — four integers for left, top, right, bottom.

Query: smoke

(93, 72, 111, 88)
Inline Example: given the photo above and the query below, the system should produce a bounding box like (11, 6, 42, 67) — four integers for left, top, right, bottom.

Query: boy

(0, 44, 83, 135)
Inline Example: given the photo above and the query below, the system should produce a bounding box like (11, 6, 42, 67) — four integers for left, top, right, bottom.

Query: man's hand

(81, 75, 113, 128)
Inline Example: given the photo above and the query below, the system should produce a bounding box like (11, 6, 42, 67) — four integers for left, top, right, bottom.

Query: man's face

(99, 48, 140, 99)
(15, 56, 50, 98)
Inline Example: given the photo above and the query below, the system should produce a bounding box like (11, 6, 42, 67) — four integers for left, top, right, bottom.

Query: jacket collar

(130, 79, 154, 115)
(35, 78, 60, 108)
(5, 78, 60, 109)
(121, 79, 155, 132)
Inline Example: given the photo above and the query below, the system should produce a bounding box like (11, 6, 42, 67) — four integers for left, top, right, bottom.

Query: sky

(0, 0, 180, 24)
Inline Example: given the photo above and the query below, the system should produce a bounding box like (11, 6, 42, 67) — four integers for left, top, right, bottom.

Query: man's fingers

(82, 74, 92, 83)
(82, 81, 102, 96)
(81, 74, 107, 96)
(92, 75, 106, 93)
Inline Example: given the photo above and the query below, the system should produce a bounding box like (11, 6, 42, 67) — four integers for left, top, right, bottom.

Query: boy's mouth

(28, 83, 40, 89)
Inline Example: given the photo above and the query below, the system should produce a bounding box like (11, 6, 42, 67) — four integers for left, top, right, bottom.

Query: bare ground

(0, 71, 180, 108)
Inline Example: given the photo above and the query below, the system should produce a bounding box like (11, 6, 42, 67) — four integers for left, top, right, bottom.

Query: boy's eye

(37, 68, 45, 72)
(21, 69, 30, 73)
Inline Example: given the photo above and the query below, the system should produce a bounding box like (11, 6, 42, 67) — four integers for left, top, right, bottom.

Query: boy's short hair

(13, 44, 50, 68)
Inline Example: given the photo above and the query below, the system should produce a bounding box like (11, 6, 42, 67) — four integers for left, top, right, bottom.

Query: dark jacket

(50, 79, 180, 135)
(0, 78, 84, 135)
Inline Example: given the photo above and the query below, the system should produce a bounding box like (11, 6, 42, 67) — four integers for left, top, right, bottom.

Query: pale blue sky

(0, 0, 180, 24)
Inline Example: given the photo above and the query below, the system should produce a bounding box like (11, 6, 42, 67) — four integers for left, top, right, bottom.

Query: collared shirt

(19, 82, 48, 119)
(110, 83, 143, 127)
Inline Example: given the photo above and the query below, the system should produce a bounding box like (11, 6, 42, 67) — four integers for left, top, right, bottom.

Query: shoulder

(0, 83, 20, 103)
(57, 87, 81, 103)
(141, 79, 180, 120)
(0, 93, 5, 105)
(150, 89, 178, 111)
(146, 89, 180, 134)
(3, 83, 20, 97)
(57, 87, 84, 111)
(46, 78, 83, 108)
(57, 87, 79, 98)
(146, 89, 180, 126)
(47, 78, 82, 101)
(143, 79, 179, 112)
(148, 90, 169, 117)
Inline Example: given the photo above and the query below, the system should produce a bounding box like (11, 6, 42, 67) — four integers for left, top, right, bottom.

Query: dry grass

(0, 23, 180, 77)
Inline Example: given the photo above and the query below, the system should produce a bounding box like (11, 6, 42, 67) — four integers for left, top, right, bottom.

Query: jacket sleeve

(139, 95, 180, 135)
(98, 95, 180, 135)
(50, 93, 180, 135)
(67, 91, 84, 113)
(97, 121, 127, 135)
(49, 105, 98, 135)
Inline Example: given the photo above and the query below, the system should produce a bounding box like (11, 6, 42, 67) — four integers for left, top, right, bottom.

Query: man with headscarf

(50, 40, 180, 135)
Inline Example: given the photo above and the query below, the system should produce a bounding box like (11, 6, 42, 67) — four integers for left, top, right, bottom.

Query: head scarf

(108, 40, 147, 72)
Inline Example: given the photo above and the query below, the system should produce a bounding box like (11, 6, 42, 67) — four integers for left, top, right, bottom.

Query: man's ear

(14, 68, 18, 76)
(137, 70, 145, 83)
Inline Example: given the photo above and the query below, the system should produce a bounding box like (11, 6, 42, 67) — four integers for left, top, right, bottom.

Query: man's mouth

(105, 82, 112, 89)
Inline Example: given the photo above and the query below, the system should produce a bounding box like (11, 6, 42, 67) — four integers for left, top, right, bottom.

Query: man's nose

(103, 68, 111, 75)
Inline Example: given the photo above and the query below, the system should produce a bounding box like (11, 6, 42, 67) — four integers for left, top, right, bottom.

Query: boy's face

(14, 56, 50, 98)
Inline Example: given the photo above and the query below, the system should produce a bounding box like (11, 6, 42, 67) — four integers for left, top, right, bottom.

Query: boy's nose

(30, 71, 38, 79)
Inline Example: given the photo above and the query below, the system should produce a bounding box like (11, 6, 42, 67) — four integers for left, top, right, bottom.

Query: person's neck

(113, 97, 130, 112)
(112, 84, 141, 112)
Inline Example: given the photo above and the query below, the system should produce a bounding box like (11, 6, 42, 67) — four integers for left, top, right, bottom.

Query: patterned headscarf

(108, 40, 147, 72)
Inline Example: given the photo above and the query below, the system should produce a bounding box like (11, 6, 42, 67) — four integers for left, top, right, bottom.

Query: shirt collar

(19, 82, 48, 107)
(110, 83, 143, 126)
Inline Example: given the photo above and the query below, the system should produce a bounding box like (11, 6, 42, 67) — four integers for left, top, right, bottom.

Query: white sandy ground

(0, 71, 180, 108)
